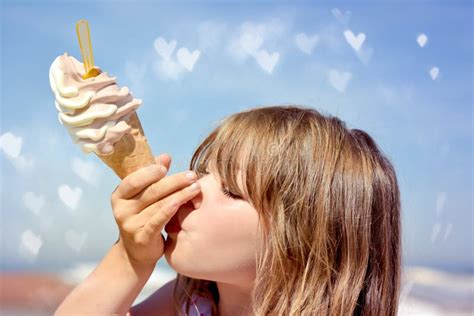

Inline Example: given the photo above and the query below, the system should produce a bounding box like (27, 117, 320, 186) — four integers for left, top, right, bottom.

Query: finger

(134, 180, 201, 225)
(155, 154, 172, 171)
(115, 164, 167, 200)
(139, 181, 201, 238)
(129, 170, 197, 212)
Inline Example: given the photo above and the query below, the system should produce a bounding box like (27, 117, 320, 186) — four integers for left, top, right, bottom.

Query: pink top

(180, 293, 212, 316)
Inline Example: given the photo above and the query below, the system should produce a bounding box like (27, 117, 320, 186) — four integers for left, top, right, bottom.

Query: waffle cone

(96, 111, 155, 179)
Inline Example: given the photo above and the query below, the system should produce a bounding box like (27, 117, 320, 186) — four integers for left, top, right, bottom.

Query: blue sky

(0, 0, 472, 273)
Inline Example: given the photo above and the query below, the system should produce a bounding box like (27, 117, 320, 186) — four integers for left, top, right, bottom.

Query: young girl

(55, 104, 402, 316)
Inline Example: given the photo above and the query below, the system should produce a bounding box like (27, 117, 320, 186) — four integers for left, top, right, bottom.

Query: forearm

(54, 238, 156, 316)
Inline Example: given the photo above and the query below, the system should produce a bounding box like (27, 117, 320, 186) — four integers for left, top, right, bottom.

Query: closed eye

(199, 168, 243, 200)
(221, 186, 242, 200)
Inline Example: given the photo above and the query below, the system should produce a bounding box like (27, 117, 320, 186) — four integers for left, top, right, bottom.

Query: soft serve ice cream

(49, 52, 142, 155)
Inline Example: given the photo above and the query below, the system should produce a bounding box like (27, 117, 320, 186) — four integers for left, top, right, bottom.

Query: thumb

(154, 153, 172, 171)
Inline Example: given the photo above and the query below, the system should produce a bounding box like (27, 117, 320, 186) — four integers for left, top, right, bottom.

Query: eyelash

(221, 187, 242, 200)
(198, 169, 242, 200)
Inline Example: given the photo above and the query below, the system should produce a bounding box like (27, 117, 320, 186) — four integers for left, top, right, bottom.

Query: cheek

(199, 198, 258, 251)
(164, 204, 259, 281)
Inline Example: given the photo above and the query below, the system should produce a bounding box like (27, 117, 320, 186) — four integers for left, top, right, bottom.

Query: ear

(154, 153, 172, 171)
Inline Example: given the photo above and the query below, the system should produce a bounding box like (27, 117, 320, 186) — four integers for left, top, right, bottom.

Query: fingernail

(186, 171, 196, 180)
(160, 165, 167, 173)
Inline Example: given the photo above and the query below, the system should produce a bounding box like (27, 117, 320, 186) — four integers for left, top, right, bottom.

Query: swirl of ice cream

(48, 52, 142, 155)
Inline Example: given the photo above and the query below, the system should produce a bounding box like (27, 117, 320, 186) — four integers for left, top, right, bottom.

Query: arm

(54, 238, 156, 316)
(54, 155, 195, 315)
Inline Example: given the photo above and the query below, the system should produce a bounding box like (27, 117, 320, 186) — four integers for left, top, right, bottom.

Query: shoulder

(181, 293, 213, 316)
(128, 278, 178, 316)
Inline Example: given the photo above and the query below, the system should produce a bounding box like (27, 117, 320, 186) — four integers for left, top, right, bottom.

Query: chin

(164, 250, 201, 280)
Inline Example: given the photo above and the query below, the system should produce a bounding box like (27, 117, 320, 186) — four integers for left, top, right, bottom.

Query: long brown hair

(172, 104, 402, 315)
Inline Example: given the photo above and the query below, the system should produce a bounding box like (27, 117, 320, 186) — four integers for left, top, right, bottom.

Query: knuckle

(152, 200, 163, 212)
(113, 207, 125, 222)
(148, 198, 171, 220)
(133, 234, 147, 246)
(143, 225, 155, 238)
(167, 198, 179, 209)
(125, 178, 140, 193)
(122, 219, 135, 234)
(154, 199, 166, 210)
(148, 183, 162, 198)
(150, 212, 167, 227)
(147, 218, 159, 231)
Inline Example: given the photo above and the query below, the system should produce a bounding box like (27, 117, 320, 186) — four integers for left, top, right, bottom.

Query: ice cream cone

(96, 111, 155, 179)
(50, 20, 156, 179)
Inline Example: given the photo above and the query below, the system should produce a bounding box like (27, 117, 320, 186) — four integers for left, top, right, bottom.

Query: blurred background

(1, 0, 472, 315)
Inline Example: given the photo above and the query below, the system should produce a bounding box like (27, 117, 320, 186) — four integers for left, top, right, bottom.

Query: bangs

(190, 115, 257, 202)
(189, 106, 293, 209)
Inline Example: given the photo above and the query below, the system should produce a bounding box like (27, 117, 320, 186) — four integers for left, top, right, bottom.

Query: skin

(159, 154, 260, 316)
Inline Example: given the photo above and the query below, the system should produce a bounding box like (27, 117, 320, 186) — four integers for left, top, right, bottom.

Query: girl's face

(163, 163, 260, 285)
